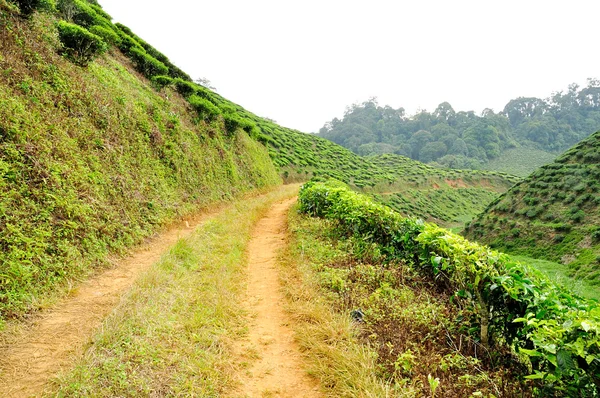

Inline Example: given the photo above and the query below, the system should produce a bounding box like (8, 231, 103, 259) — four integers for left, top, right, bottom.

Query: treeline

(318, 80, 600, 169)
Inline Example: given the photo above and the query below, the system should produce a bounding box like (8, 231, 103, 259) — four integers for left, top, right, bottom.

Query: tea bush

(88, 24, 120, 46)
(188, 95, 220, 121)
(299, 181, 600, 396)
(11, 0, 51, 15)
(150, 75, 173, 89)
(56, 20, 107, 66)
(174, 78, 198, 97)
(128, 46, 168, 78)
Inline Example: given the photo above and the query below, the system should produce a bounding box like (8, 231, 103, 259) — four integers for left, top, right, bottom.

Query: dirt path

(232, 198, 321, 398)
(0, 204, 226, 397)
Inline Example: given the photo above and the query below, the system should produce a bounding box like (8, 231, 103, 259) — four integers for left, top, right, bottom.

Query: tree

(195, 77, 216, 91)
(434, 101, 456, 124)
(419, 142, 447, 162)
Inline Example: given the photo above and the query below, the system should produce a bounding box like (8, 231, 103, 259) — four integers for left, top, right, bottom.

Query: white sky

(99, 0, 600, 133)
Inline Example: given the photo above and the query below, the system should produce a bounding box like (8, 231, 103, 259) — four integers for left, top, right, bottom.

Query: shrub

(129, 47, 168, 78)
(56, 21, 107, 66)
(188, 95, 220, 120)
(173, 78, 198, 97)
(150, 75, 173, 89)
(115, 31, 143, 55)
(88, 3, 111, 21)
(115, 22, 134, 36)
(298, 181, 600, 395)
(592, 228, 600, 243)
(88, 25, 120, 46)
(570, 210, 585, 223)
(12, 0, 54, 16)
(223, 113, 243, 134)
(58, 0, 108, 28)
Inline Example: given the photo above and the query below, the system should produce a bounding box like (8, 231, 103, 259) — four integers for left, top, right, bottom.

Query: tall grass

(279, 206, 408, 397)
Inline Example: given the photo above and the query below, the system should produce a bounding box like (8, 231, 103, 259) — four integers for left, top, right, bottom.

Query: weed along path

(232, 198, 321, 398)
(0, 203, 228, 397)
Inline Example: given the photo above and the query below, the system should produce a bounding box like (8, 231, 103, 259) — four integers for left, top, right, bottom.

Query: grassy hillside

(465, 131, 600, 283)
(480, 147, 557, 177)
(249, 118, 520, 227)
(0, 4, 281, 321)
(0, 0, 516, 321)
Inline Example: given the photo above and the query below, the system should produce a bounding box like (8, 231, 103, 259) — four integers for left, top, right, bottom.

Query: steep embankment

(0, 3, 280, 321)
(465, 131, 600, 283)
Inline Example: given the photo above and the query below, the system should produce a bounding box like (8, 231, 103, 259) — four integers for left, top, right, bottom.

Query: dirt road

(231, 198, 321, 397)
(0, 206, 223, 397)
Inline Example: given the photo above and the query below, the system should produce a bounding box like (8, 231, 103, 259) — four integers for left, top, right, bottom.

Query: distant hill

(249, 119, 519, 227)
(317, 88, 600, 174)
(479, 147, 557, 177)
(464, 131, 600, 283)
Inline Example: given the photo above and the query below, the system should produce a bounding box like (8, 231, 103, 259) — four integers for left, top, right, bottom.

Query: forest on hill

(318, 80, 600, 175)
(465, 130, 600, 283)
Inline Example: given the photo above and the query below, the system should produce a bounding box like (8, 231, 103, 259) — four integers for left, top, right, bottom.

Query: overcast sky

(99, 0, 600, 133)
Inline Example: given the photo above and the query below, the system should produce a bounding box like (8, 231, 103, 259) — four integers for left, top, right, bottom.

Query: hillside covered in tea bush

(465, 131, 600, 283)
(0, 0, 520, 321)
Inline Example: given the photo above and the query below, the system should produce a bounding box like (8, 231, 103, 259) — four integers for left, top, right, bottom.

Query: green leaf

(557, 349, 576, 372)
(524, 371, 546, 380)
(581, 320, 592, 332)
(520, 348, 543, 357)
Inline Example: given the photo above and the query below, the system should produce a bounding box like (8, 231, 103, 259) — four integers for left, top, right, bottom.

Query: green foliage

(114, 23, 191, 81)
(188, 94, 220, 121)
(11, 0, 52, 15)
(466, 131, 600, 283)
(287, 209, 520, 396)
(114, 30, 143, 55)
(58, 0, 110, 28)
(319, 82, 600, 172)
(55, 20, 107, 66)
(88, 24, 120, 45)
(299, 181, 600, 395)
(173, 78, 198, 97)
(128, 46, 168, 78)
(150, 75, 173, 89)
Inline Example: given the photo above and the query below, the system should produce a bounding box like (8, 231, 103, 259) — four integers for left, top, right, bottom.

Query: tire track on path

(0, 202, 229, 397)
(231, 198, 321, 397)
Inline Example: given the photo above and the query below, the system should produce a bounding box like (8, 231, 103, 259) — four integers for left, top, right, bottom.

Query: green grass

(284, 205, 525, 397)
(52, 185, 298, 397)
(281, 206, 408, 397)
(466, 131, 600, 283)
(481, 147, 557, 177)
(375, 187, 499, 229)
(510, 255, 599, 301)
(0, 10, 281, 322)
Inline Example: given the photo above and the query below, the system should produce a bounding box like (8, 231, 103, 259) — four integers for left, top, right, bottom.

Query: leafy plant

(299, 181, 600, 395)
(55, 20, 107, 66)
(88, 24, 120, 46)
(128, 46, 168, 78)
(188, 95, 220, 121)
(150, 75, 173, 90)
